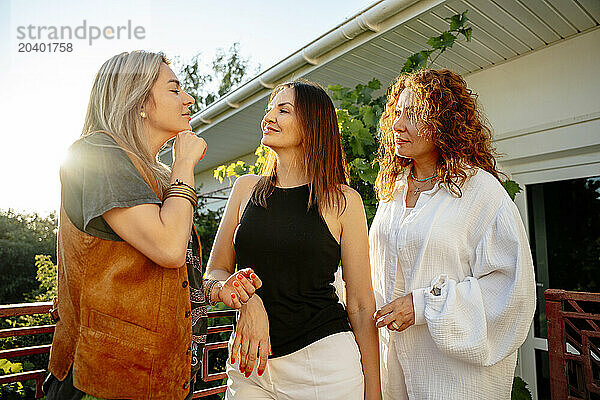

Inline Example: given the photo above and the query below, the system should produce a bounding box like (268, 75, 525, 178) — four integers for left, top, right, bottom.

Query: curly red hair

(375, 69, 503, 201)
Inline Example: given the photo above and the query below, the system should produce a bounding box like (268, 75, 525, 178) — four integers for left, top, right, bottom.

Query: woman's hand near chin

(172, 130, 207, 167)
(230, 295, 271, 378)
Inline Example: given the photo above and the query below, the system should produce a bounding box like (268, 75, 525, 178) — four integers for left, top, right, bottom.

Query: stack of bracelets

(165, 179, 198, 212)
(204, 279, 222, 306)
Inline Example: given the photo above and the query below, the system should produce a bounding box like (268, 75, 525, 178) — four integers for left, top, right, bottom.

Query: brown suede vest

(48, 135, 193, 400)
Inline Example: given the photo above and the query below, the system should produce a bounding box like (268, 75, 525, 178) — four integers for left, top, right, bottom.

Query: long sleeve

(411, 197, 536, 366)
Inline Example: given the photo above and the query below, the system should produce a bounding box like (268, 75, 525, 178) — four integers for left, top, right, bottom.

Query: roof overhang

(164, 0, 599, 173)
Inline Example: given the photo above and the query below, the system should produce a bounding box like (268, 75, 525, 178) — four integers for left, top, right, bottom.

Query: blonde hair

(82, 50, 171, 197)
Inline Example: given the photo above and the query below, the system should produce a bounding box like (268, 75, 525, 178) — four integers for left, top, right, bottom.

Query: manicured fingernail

(258, 370, 264, 376)
(231, 357, 235, 363)
(269, 349, 273, 356)
(240, 366, 244, 373)
(231, 293, 236, 298)
(237, 274, 243, 280)
(245, 372, 251, 378)
(234, 281, 239, 287)
(250, 273, 257, 279)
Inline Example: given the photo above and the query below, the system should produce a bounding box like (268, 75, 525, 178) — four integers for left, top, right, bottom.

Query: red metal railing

(545, 289, 600, 399)
(0, 302, 235, 398)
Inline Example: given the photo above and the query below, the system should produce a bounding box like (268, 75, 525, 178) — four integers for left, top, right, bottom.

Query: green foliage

(503, 179, 523, 201)
(174, 42, 257, 115)
(0, 359, 27, 399)
(0, 210, 57, 303)
(214, 146, 269, 184)
(402, 11, 472, 73)
(511, 376, 532, 400)
(27, 255, 58, 302)
(0, 255, 55, 398)
(330, 78, 386, 223)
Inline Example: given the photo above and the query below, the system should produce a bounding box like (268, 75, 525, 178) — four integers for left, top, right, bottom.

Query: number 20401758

(18, 42, 73, 52)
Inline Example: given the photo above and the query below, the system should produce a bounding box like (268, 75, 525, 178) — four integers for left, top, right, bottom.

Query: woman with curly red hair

(370, 69, 535, 399)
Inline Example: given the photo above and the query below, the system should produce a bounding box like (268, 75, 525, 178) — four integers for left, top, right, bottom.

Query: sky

(0, 0, 376, 215)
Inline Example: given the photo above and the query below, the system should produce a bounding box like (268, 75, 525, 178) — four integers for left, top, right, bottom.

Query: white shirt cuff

(412, 287, 428, 326)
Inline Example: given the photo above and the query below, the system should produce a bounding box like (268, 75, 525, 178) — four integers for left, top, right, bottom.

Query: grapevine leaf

(503, 179, 522, 201)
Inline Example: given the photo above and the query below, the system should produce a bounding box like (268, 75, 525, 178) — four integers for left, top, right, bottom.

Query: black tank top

(234, 184, 351, 357)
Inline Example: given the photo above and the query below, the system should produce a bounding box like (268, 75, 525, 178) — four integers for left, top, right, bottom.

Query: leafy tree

(0, 210, 57, 303)
(174, 42, 257, 115)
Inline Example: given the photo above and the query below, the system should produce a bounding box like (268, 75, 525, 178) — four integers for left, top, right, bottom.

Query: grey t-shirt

(46, 132, 206, 399)
(60, 132, 161, 240)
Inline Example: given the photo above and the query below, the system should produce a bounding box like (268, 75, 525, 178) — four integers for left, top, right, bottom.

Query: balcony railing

(0, 302, 235, 398)
(545, 289, 600, 399)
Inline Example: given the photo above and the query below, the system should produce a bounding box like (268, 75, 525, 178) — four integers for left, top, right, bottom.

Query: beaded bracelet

(204, 279, 222, 306)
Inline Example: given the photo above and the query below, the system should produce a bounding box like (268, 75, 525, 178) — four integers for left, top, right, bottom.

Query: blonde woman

(43, 51, 261, 400)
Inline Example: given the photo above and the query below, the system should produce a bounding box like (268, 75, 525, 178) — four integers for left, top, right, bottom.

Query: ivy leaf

(511, 377, 532, 400)
(359, 106, 377, 129)
(401, 50, 432, 73)
(350, 158, 379, 184)
(346, 104, 359, 116)
(445, 11, 468, 32)
(427, 32, 456, 51)
(503, 179, 522, 201)
(459, 27, 472, 42)
(358, 84, 374, 104)
(347, 120, 374, 156)
(328, 84, 350, 101)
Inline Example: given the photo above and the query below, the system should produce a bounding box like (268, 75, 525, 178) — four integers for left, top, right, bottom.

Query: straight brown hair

(252, 79, 349, 214)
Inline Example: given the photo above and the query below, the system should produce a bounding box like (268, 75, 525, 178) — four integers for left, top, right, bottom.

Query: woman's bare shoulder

(231, 174, 262, 195)
(339, 184, 363, 205)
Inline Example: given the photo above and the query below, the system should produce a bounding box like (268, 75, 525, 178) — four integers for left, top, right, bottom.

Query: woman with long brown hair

(207, 79, 382, 399)
(370, 69, 535, 399)
(43, 51, 260, 400)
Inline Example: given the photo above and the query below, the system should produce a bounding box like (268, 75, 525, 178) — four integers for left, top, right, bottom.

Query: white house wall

(464, 27, 600, 185)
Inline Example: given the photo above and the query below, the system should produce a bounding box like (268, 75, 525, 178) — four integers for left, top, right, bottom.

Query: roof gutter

(190, 0, 431, 130)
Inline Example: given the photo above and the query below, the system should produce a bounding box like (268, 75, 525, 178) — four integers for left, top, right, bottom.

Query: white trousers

(382, 337, 409, 400)
(226, 331, 365, 400)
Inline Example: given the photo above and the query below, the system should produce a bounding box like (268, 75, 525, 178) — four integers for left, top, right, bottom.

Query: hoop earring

(140, 111, 147, 118)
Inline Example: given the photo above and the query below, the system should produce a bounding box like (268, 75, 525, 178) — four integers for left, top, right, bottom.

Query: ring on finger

(390, 321, 401, 330)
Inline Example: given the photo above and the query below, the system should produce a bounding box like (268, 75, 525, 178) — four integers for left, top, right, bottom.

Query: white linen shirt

(369, 168, 536, 399)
